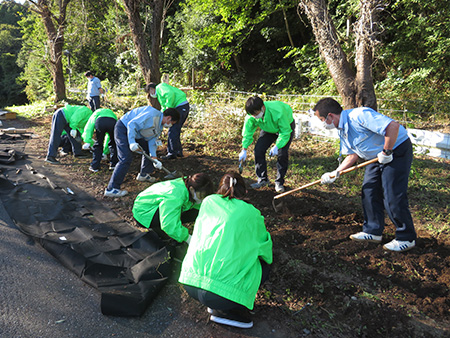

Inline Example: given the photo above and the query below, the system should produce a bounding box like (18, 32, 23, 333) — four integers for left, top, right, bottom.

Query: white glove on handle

(82, 143, 91, 150)
(321, 170, 340, 184)
(129, 142, 140, 152)
(185, 234, 192, 245)
(377, 151, 393, 164)
(269, 145, 278, 156)
(70, 129, 77, 138)
(153, 159, 163, 170)
(239, 149, 247, 162)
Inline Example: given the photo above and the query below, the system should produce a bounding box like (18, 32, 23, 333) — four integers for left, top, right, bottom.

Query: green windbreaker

(132, 178, 196, 242)
(63, 105, 93, 135)
(241, 101, 294, 149)
(156, 83, 188, 111)
(82, 108, 117, 153)
(179, 194, 273, 309)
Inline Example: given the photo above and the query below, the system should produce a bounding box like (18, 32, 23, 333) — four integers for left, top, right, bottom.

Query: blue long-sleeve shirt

(120, 106, 163, 156)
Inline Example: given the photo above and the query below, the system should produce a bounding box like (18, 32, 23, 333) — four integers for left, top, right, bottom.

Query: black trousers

(149, 208, 199, 241)
(183, 260, 271, 311)
(91, 116, 118, 170)
(254, 120, 295, 185)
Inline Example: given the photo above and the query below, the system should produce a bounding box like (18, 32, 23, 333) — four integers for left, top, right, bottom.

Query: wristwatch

(383, 149, 393, 156)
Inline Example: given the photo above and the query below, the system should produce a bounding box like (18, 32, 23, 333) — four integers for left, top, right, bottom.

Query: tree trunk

(29, 0, 69, 103)
(354, 0, 381, 111)
(299, 0, 380, 110)
(122, 0, 164, 107)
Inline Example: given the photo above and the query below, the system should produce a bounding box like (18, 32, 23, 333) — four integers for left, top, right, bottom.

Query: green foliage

(0, 1, 28, 107)
(16, 10, 53, 102)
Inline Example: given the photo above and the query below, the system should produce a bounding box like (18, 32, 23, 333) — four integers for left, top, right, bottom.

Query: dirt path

(1, 116, 449, 337)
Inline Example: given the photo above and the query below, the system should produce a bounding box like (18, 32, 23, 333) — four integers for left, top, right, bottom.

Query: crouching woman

(132, 173, 214, 246)
(179, 171, 273, 329)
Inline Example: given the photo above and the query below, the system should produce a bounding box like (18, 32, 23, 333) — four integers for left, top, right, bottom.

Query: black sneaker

(74, 153, 90, 159)
(45, 156, 60, 164)
(210, 308, 253, 329)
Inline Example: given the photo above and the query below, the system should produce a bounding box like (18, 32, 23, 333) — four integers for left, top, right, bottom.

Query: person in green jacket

(81, 108, 118, 172)
(145, 83, 189, 160)
(45, 105, 93, 164)
(179, 171, 273, 329)
(239, 96, 295, 193)
(132, 173, 214, 245)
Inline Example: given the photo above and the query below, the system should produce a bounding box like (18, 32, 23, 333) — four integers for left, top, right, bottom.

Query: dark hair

(85, 71, 93, 77)
(184, 173, 214, 202)
(245, 96, 264, 115)
(313, 98, 343, 119)
(145, 83, 157, 92)
(217, 171, 246, 199)
(163, 108, 180, 124)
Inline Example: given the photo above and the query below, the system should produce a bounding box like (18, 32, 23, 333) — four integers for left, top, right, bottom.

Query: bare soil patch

(5, 116, 450, 337)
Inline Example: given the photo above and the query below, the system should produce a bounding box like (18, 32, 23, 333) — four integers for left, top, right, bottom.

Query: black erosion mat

(0, 133, 172, 317)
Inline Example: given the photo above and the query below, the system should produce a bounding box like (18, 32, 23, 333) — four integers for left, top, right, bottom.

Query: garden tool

(272, 158, 378, 212)
(137, 145, 179, 179)
(239, 159, 245, 174)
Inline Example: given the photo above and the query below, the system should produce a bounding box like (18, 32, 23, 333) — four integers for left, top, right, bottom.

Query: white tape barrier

(190, 105, 450, 160)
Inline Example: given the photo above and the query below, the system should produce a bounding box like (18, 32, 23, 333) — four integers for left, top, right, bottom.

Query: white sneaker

(349, 232, 382, 243)
(383, 239, 415, 252)
(136, 173, 156, 183)
(275, 182, 285, 193)
(104, 188, 128, 197)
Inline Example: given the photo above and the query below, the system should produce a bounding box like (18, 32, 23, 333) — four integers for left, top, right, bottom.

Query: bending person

(239, 96, 294, 193)
(104, 107, 180, 197)
(179, 171, 273, 329)
(132, 173, 214, 245)
(145, 83, 189, 159)
(82, 108, 118, 172)
(314, 97, 416, 252)
(45, 104, 92, 164)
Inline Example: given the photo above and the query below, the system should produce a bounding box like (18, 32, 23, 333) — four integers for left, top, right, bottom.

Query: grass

(6, 92, 450, 240)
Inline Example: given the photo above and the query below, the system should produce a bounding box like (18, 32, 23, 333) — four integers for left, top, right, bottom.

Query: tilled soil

(3, 116, 449, 337)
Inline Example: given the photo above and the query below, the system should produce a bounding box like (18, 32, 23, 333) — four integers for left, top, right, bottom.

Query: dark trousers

(254, 120, 295, 185)
(47, 108, 82, 158)
(88, 96, 100, 112)
(107, 120, 153, 190)
(167, 103, 189, 156)
(149, 208, 199, 241)
(183, 261, 271, 311)
(91, 117, 118, 170)
(362, 138, 416, 241)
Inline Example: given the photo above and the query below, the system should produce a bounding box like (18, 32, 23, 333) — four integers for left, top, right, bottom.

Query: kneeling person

(179, 171, 273, 329)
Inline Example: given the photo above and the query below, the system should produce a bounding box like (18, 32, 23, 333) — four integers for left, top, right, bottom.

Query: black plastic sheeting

(0, 159, 172, 317)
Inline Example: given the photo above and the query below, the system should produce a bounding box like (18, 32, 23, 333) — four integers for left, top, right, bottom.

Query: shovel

(137, 145, 179, 179)
(272, 158, 378, 212)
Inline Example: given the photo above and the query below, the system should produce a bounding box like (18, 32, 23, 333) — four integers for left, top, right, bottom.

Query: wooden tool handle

(274, 158, 378, 200)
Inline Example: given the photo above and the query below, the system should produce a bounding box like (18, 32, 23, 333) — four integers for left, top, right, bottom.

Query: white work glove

(269, 145, 278, 156)
(377, 151, 393, 164)
(239, 149, 247, 162)
(82, 143, 91, 150)
(321, 170, 340, 184)
(70, 129, 77, 138)
(153, 159, 162, 170)
(185, 234, 192, 245)
(129, 142, 140, 152)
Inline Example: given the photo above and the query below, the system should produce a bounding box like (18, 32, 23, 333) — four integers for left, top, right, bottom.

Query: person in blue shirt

(104, 106, 180, 197)
(85, 71, 104, 112)
(313, 97, 416, 252)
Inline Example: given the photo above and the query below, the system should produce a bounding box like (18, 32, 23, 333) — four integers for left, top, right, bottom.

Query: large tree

(121, 0, 166, 105)
(299, 0, 382, 110)
(26, 0, 70, 102)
